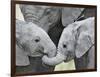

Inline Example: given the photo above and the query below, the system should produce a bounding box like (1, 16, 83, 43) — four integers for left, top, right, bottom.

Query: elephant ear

(16, 19, 30, 66)
(75, 26, 93, 58)
(73, 17, 94, 58)
(16, 19, 26, 40)
(62, 8, 84, 27)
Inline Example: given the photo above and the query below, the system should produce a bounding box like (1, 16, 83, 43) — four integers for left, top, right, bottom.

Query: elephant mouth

(29, 46, 48, 57)
(35, 49, 47, 56)
(34, 46, 48, 56)
(64, 52, 75, 62)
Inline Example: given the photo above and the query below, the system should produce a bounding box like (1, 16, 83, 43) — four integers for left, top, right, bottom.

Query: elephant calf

(16, 19, 57, 72)
(42, 17, 95, 70)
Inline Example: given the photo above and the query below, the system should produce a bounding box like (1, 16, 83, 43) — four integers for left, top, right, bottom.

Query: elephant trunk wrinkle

(45, 48, 57, 58)
(42, 52, 66, 66)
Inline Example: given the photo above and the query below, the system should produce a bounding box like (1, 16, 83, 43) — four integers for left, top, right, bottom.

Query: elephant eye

(34, 36, 40, 43)
(35, 39, 40, 42)
(63, 44, 67, 48)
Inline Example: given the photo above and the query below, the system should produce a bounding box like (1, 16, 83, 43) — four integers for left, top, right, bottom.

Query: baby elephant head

(42, 17, 94, 66)
(16, 19, 57, 65)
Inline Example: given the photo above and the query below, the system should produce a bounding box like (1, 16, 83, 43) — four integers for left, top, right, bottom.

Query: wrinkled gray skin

(20, 5, 61, 32)
(20, 5, 84, 32)
(42, 17, 95, 69)
(16, 19, 56, 66)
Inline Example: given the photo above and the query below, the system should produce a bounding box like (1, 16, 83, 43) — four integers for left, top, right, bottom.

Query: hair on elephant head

(42, 17, 95, 68)
(16, 19, 57, 66)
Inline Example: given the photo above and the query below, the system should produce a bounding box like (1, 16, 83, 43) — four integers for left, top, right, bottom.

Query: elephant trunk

(41, 36, 57, 58)
(43, 43, 57, 58)
(42, 52, 66, 66)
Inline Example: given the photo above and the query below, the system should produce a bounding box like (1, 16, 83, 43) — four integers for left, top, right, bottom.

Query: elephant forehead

(58, 28, 75, 48)
(16, 20, 48, 41)
(22, 22, 46, 35)
(62, 28, 73, 39)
